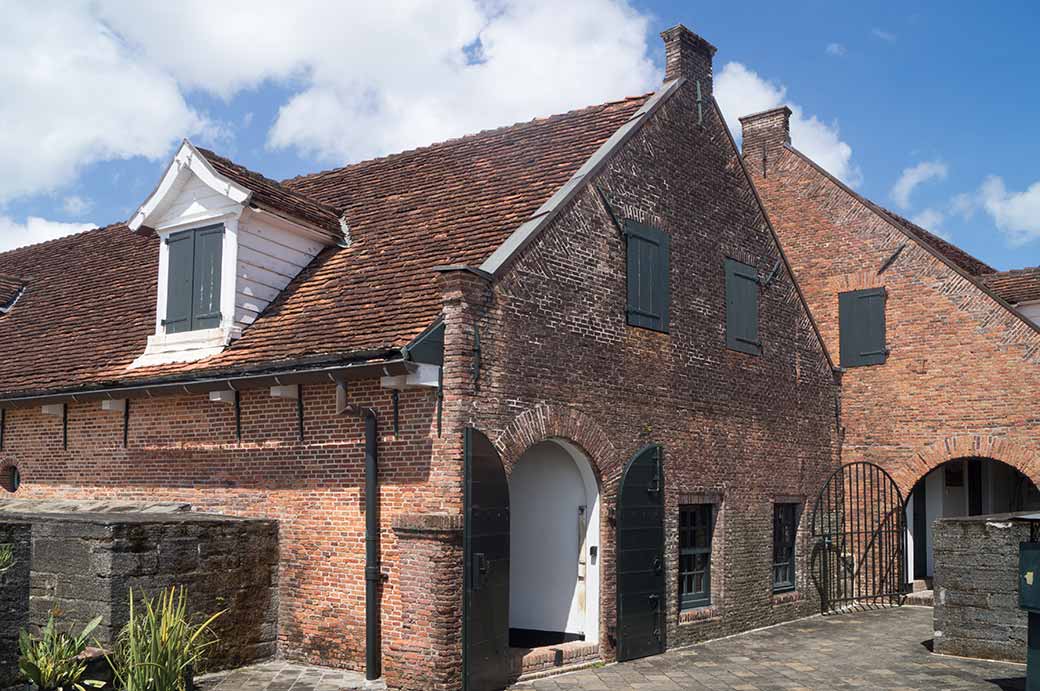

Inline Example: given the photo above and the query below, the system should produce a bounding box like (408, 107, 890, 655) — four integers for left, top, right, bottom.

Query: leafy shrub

(18, 614, 104, 691)
(108, 587, 223, 691)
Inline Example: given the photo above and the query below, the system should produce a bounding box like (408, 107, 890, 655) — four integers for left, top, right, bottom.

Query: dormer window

(127, 140, 346, 368)
(164, 224, 224, 334)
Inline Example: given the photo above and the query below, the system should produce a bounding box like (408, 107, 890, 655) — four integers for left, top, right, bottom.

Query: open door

(463, 427, 511, 691)
(615, 444, 666, 661)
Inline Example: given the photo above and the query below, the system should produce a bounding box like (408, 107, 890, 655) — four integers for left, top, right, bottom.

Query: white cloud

(96, 0, 659, 164)
(872, 28, 897, 42)
(950, 192, 976, 220)
(715, 62, 861, 186)
(891, 160, 948, 209)
(0, 216, 97, 254)
(0, 3, 207, 204)
(909, 208, 951, 240)
(826, 43, 847, 57)
(62, 195, 94, 216)
(979, 175, 1040, 246)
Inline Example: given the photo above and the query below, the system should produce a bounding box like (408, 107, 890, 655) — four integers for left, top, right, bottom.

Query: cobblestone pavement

(511, 607, 1025, 690)
(196, 659, 371, 690)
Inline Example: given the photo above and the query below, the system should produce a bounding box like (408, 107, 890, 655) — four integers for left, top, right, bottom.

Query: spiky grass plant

(0, 543, 13, 573)
(108, 587, 224, 691)
(18, 614, 104, 691)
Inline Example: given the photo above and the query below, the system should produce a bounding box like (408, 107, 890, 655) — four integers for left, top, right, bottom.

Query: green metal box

(1020, 542, 1040, 612)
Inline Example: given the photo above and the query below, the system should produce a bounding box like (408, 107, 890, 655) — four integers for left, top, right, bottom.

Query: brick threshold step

(509, 640, 600, 681)
(906, 589, 934, 606)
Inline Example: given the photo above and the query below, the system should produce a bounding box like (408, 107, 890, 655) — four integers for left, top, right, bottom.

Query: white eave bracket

(380, 363, 441, 390)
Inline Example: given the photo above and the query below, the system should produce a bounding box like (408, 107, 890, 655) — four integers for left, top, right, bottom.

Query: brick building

(0, 25, 842, 691)
(741, 106, 1040, 587)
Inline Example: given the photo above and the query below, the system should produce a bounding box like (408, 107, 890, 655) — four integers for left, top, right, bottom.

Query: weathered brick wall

(0, 380, 447, 687)
(447, 67, 841, 661)
(933, 514, 1029, 662)
(0, 522, 30, 688)
(744, 112, 1040, 495)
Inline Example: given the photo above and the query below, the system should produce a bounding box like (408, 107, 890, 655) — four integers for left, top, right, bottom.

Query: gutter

(0, 356, 412, 408)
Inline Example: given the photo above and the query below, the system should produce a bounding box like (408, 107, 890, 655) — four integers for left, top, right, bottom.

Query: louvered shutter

(625, 221, 670, 332)
(191, 224, 224, 330)
(839, 287, 887, 367)
(725, 258, 761, 355)
(164, 230, 195, 334)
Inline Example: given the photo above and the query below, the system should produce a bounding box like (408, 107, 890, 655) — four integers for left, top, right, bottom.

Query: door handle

(648, 593, 660, 611)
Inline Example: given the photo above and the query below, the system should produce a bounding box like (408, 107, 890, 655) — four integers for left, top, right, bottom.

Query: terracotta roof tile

(876, 208, 996, 277)
(981, 267, 1040, 304)
(195, 147, 344, 240)
(0, 93, 651, 397)
(0, 274, 24, 310)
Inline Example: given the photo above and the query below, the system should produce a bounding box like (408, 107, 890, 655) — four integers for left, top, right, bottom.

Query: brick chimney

(738, 106, 792, 167)
(661, 24, 717, 91)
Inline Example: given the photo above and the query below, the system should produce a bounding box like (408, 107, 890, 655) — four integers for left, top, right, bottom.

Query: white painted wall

(509, 440, 599, 640)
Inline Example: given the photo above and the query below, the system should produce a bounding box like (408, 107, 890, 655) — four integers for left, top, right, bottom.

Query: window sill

(678, 605, 720, 625)
(771, 590, 803, 606)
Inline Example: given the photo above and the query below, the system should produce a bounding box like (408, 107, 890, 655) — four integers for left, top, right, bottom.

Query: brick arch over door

(892, 435, 1040, 495)
(492, 404, 616, 481)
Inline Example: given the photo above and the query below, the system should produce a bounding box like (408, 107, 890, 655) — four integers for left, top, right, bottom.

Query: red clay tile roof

(981, 267, 1040, 304)
(877, 208, 996, 277)
(196, 147, 344, 241)
(0, 94, 651, 397)
(0, 274, 24, 310)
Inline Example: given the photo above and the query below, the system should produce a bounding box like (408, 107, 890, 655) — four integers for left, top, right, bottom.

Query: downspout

(364, 407, 382, 682)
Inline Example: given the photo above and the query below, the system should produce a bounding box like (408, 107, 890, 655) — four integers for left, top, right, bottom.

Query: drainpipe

(364, 408, 382, 682)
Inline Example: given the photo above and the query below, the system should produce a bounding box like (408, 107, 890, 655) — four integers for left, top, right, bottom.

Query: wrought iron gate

(810, 461, 907, 613)
(615, 444, 666, 661)
(463, 428, 511, 691)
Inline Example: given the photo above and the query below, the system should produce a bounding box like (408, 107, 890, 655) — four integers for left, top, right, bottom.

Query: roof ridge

(283, 92, 654, 188)
(0, 221, 120, 259)
(985, 265, 1040, 276)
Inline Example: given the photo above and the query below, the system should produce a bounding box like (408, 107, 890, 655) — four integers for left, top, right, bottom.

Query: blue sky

(2, 1, 1039, 270)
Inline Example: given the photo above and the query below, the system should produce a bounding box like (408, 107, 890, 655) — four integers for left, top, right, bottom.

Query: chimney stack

(661, 24, 717, 92)
(738, 106, 792, 168)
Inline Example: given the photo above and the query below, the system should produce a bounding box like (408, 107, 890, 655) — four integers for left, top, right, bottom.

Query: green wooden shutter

(625, 221, 669, 332)
(190, 224, 224, 330)
(839, 287, 887, 367)
(164, 230, 195, 334)
(725, 258, 760, 355)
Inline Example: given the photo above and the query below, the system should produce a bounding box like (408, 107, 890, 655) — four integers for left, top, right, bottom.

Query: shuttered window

(164, 224, 224, 334)
(772, 502, 799, 593)
(679, 504, 714, 610)
(625, 221, 670, 333)
(839, 287, 887, 368)
(725, 258, 760, 355)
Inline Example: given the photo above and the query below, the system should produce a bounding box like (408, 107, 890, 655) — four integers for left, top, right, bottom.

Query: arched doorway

(508, 439, 600, 648)
(905, 457, 1040, 582)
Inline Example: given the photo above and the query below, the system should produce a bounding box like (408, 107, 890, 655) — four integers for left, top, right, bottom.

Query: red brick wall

(0, 380, 449, 686)
(453, 72, 840, 660)
(743, 119, 1040, 495)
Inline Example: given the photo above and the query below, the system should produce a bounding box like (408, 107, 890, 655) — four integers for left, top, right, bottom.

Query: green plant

(0, 543, 13, 573)
(18, 614, 104, 691)
(108, 587, 224, 691)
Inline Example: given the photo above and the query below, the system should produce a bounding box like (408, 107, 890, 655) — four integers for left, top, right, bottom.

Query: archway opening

(905, 457, 1040, 582)
(508, 439, 599, 649)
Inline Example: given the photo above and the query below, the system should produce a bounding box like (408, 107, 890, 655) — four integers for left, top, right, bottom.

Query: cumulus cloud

(0, 216, 97, 254)
(715, 62, 861, 186)
(826, 43, 847, 57)
(891, 161, 948, 209)
(97, 0, 659, 163)
(0, 3, 206, 204)
(979, 176, 1040, 246)
(872, 28, 897, 42)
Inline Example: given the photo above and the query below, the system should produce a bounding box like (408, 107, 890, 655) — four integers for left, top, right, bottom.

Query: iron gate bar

(810, 461, 907, 614)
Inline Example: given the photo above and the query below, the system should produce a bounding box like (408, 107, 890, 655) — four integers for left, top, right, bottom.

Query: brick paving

(196, 660, 371, 691)
(511, 607, 1025, 690)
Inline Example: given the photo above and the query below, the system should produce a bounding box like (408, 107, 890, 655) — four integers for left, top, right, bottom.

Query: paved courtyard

(512, 607, 1025, 691)
(196, 660, 370, 691)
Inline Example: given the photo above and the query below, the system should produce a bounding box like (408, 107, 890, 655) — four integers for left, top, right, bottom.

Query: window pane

(679, 504, 714, 609)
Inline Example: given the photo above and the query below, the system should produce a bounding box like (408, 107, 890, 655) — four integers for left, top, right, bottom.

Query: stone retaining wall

(0, 522, 30, 687)
(0, 510, 278, 675)
(933, 513, 1031, 662)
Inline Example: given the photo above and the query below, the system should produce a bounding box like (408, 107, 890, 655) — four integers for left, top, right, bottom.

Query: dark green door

(463, 428, 511, 691)
(616, 444, 666, 661)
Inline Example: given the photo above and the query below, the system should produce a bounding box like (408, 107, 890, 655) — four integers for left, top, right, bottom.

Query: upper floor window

(679, 503, 714, 610)
(839, 287, 887, 367)
(772, 502, 799, 593)
(725, 258, 761, 355)
(625, 220, 670, 333)
(164, 224, 224, 334)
